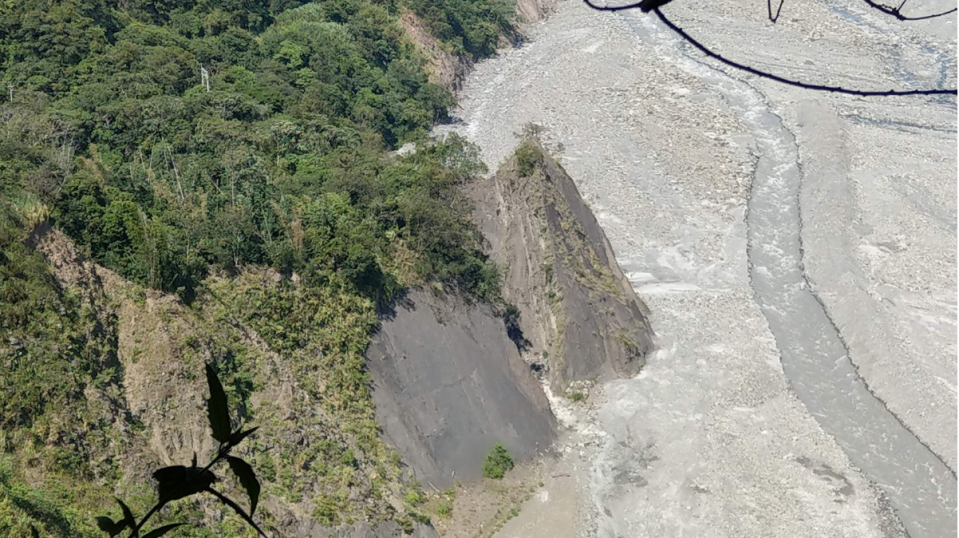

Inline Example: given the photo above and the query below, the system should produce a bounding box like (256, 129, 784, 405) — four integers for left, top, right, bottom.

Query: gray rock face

(367, 290, 556, 488)
(366, 143, 654, 491)
(470, 141, 654, 391)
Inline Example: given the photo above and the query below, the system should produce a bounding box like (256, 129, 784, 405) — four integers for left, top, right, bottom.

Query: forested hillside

(0, 0, 522, 536)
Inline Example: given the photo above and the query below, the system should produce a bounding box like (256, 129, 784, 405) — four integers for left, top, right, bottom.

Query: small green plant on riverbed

(482, 444, 515, 480)
(93, 364, 266, 538)
(422, 486, 455, 521)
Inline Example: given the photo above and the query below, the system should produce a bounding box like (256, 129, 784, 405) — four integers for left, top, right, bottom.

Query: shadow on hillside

(377, 288, 415, 322)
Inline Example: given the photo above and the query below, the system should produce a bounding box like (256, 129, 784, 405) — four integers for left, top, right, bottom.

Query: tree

(481, 444, 514, 480)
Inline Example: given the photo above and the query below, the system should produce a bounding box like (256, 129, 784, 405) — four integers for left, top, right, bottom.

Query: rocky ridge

(470, 139, 655, 392)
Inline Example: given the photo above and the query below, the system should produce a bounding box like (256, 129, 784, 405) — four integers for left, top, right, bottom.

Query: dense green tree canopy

(1, 0, 514, 304)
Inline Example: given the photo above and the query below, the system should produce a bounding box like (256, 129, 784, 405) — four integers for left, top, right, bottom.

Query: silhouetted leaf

(90, 500, 133, 537)
(206, 487, 269, 538)
(227, 456, 261, 515)
(95, 515, 129, 537)
(95, 516, 115, 533)
(206, 363, 231, 442)
(229, 427, 258, 446)
(153, 465, 217, 504)
(30, 524, 40, 538)
(141, 523, 186, 538)
(153, 465, 188, 486)
(115, 498, 136, 528)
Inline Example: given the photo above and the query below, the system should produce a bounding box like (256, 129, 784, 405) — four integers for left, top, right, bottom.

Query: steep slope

(367, 290, 556, 488)
(366, 142, 655, 496)
(471, 140, 655, 392)
(2, 222, 437, 538)
(400, 0, 558, 92)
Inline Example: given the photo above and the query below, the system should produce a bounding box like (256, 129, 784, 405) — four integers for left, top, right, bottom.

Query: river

(441, 1, 957, 537)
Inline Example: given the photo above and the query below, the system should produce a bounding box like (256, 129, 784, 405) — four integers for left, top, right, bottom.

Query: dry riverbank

(439, 1, 956, 537)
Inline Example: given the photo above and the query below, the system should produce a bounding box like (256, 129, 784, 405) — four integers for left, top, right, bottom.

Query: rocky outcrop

(367, 290, 556, 488)
(470, 141, 654, 392)
(399, 1, 558, 93)
(514, 0, 559, 28)
(366, 142, 654, 492)
(399, 11, 471, 93)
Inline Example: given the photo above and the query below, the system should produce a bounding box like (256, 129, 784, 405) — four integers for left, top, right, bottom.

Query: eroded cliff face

(514, 0, 558, 28)
(399, 0, 558, 93)
(470, 141, 655, 392)
(367, 142, 654, 493)
(399, 12, 471, 93)
(367, 290, 556, 488)
(23, 225, 438, 538)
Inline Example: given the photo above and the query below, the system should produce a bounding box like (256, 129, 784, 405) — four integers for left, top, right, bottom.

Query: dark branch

(651, 8, 956, 96)
(768, 0, 785, 22)
(580, 1, 958, 96)
(582, 0, 673, 12)
(205, 488, 269, 538)
(861, 0, 957, 21)
(131, 502, 165, 537)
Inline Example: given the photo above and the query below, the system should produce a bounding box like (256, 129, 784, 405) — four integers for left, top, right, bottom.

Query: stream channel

(445, 2, 957, 537)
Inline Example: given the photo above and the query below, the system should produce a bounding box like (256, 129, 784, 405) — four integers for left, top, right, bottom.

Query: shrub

(520, 123, 545, 139)
(515, 142, 541, 178)
(312, 495, 338, 526)
(481, 444, 514, 480)
(409, 511, 430, 525)
(403, 484, 424, 506)
(396, 516, 414, 534)
(436, 501, 452, 518)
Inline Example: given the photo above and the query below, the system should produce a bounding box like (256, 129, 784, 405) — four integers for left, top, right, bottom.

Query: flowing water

(444, 2, 957, 536)
(620, 12, 958, 538)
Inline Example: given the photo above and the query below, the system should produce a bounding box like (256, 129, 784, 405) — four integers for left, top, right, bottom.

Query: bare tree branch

(653, 8, 956, 95)
(861, 0, 957, 21)
(581, 1, 958, 96)
(768, 0, 786, 22)
(582, 0, 674, 12)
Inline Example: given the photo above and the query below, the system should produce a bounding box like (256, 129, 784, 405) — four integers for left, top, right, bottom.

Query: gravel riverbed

(437, 1, 956, 537)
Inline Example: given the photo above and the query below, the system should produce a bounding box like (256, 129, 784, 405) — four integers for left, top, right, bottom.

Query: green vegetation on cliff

(0, 0, 518, 535)
(481, 444, 514, 480)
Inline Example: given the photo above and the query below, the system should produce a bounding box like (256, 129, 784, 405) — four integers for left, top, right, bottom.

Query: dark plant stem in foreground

(96, 365, 266, 538)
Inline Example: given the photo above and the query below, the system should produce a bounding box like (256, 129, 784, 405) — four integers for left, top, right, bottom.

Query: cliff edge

(367, 290, 556, 488)
(471, 140, 655, 392)
(367, 141, 654, 494)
